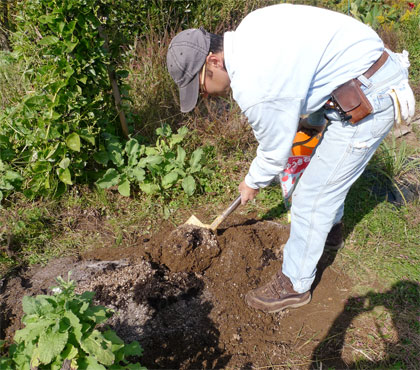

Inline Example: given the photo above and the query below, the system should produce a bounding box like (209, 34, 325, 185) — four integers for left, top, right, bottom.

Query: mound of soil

(0, 216, 351, 369)
(147, 224, 220, 273)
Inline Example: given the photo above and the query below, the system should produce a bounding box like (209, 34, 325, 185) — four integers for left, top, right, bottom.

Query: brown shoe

(325, 221, 344, 251)
(245, 270, 311, 313)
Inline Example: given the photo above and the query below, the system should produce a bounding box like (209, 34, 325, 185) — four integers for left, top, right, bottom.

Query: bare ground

(1, 214, 418, 369)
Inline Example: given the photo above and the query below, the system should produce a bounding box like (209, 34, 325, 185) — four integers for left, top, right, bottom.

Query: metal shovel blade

(184, 195, 242, 232)
(184, 214, 211, 229)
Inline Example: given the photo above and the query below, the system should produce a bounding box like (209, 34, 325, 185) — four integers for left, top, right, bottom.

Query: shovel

(185, 194, 242, 231)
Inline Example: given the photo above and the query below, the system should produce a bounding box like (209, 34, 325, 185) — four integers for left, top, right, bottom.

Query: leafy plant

(0, 275, 145, 369)
(0, 0, 116, 199)
(0, 160, 23, 204)
(95, 125, 213, 197)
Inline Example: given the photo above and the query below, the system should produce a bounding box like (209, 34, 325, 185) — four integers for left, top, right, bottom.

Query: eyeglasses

(199, 52, 212, 97)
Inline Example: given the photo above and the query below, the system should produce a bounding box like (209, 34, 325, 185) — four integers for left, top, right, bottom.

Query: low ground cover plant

(0, 275, 145, 369)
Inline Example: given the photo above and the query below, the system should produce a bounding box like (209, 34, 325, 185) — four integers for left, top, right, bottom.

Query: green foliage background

(0, 0, 419, 203)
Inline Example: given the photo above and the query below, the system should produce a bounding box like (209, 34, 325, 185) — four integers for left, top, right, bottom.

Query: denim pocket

(326, 143, 370, 185)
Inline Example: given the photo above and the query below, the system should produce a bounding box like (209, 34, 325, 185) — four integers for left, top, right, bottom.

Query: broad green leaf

(66, 20, 77, 35)
(22, 296, 39, 315)
(144, 147, 158, 156)
(80, 330, 114, 366)
(4, 170, 23, 184)
(102, 330, 124, 345)
(45, 143, 60, 160)
(78, 75, 88, 84)
(177, 126, 189, 136)
(31, 160, 51, 174)
(156, 125, 171, 137)
(78, 355, 106, 370)
(138, 155, 163, 167)
(38, 329, 68, 364)
(125, 139, 139, 156)
(189, 148, 203, 170)
(59, 158, 70, 169)
(102, 330, 124, 353)
(176, 146, 186, 165)
(161, 171, 178, 189)
(130, 167, 145, 182)
(169, 127, 188, 147)
(57, 168, 72, 185)
(58, 21, 66, 33)
(64, 65, 74, 78)
(83, 305, 110, 325)
(173, 168, 186, 177)
(126, 364, 148, 370)
(24, 94, 48, 107)
(9, 341, 32, 369)
(80, 291, 95, 302)
(65, 40, 78, 52)
(93, 151, 109, 166)
(14, 320, 52, 345)
(139, 182, 159, 194)
(123, 341, 144, 357)
(66, 133, 81, 152)
(96, 169, 120, 189)
(108, 149, 124, 168)
(60, 343, 78, 360)
(38, 15, 56, 24)
(182, 175, 196, 196)
(80, 133, 95, 146)
(126, 139, 140, 167)
(118, 179, 130, 197)
(39, 36, 60, 45)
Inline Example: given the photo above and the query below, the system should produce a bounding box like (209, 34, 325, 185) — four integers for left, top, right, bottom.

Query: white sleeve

(244, 98, 302, 189)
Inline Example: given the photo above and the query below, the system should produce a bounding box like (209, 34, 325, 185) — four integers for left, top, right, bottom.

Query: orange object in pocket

(292, 131, 320, 156)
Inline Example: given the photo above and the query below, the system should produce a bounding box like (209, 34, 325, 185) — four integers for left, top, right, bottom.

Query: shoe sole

(265, 293, 312, 313)
(245, 292, 312, 313)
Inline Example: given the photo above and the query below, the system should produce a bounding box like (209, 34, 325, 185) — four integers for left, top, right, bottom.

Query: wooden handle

(210, 195, 242, 231)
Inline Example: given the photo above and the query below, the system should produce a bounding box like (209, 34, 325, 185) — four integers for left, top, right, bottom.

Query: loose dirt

(147, 224, 220, 273)
(1, 215, 352, 368)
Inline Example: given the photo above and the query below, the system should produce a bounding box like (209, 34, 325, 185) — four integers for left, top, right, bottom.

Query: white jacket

(223, 4, 384, 188)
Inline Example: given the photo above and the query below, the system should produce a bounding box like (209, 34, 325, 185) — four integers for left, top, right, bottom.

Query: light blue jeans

(283, 50, 407, 293)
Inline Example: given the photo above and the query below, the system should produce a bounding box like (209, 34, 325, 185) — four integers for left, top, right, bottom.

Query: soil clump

(146, 224, 220, 273)
(0, 216, 351, 368)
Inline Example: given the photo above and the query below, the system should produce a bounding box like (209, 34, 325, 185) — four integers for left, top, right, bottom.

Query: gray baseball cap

(167, 28, 211, 112)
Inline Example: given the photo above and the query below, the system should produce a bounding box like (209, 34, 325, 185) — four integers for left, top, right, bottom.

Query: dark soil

(0, 215, 353, 368)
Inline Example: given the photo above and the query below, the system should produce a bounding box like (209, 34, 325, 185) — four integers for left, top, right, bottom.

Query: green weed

(0, 275, 145, 369)
(95, 124, 213, 197)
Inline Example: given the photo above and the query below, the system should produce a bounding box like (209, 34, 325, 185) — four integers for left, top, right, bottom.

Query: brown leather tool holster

(325, 50, 389, 124)
(329, 78, 373, 124)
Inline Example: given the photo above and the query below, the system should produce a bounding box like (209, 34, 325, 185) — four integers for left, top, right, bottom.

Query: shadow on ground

(311, 280, 420, 369)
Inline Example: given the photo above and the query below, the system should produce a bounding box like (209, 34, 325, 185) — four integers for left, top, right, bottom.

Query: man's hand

(239, 181, 259, 205)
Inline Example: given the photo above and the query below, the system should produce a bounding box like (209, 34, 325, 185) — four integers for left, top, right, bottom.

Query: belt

(357, 50, 389, 84)
(325, 50, 389, 112)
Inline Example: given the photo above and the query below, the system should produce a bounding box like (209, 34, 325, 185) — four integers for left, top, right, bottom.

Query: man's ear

(208, 53, 224, 69)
